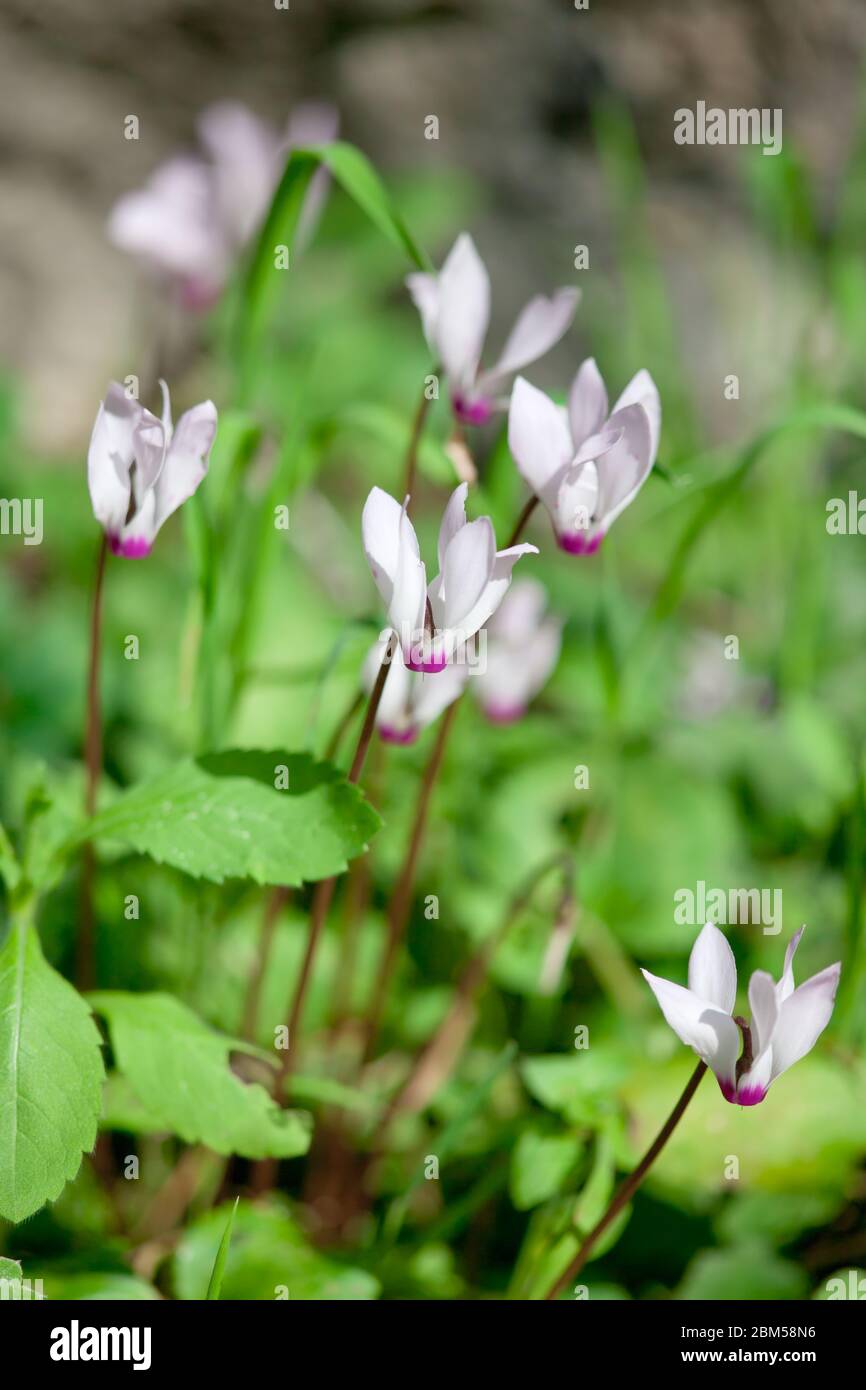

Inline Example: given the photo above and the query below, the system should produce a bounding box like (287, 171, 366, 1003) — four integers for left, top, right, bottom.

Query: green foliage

(173, 1200, 379, 1301)
(0, 912, 104, 1222)
(89, 992, 312, 1159)
(79, 751, 381, 887)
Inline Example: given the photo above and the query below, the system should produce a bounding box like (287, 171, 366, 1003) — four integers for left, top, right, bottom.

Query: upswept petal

(363, 635, 410, 732)
(777, 925, 805, 1002)
(555, 459, 599, 542)
(437, 482, 469, 574)
(406, 273, 440, 355)
(153, 399, 217, 531)
(641, 970, 740, 1090)
(440, 516, 496, 629)
(392, 503, 429, 648)
(747, 970, 779, 1062)
(508, 375, 573, 509)
(594, 403, 654, 530)
(687, 923, 738, 1014)
(487, 576, 548, 642)
(612, 368, 661, 466)
(434, 233, 491, 388)
(87, 384, 139, 535)
(769, 962, 841, 1082)
(567, 357, 609, 447)
(448, 543, 538, 649)
(362, 486, 411, 606)
(479, 287, 580, 392)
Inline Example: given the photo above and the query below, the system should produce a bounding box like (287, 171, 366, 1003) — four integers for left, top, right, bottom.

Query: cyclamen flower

(108, 101, 338, 308)
(362, 483, 537, 674)
(407, 233, 579, 426)
(642, 924, 840, 1106)
(88, 381, 217, 558)
(362, 636, 468, 745)
(508, 359, 661, 554)
(473, 579, 562, 724)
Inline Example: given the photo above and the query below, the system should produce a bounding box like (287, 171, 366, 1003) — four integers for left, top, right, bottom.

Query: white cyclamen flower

(362, 483, 537, 673)
(508, 359, 661, 554)
(472, 578, 562, 724)
(108, 100, 338, 308)
(362, 636, 468, 745)
(88, 381, 217, 558)
(406, 233, 579, 426)
(642, 924, 840, 1106)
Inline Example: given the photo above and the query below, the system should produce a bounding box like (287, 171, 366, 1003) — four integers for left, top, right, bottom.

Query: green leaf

(207, 1197, 239, 1300)
(0, 823, 20, 892)
(33, 1270, 160, 1301)
(173, 1199, 380, 1301)
(238, 141, 429, 373)
(0, 911, 104, 1223)
(0, 1256, 23, 1284)
(89, 992, 312, 1160)
(676, 1243, 808, 1301)
(76, 751, 381, 887)
(509, 1125, 583, 1211)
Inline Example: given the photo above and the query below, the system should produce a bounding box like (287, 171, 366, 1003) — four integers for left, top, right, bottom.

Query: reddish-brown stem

(543, 1060, 707, 1300)
(276, 633, 396, 1087)
(507, 494, 539, 548)
(370, 854, 573, 1147)
(77, 534, 108, 991)
(359, 700, 460, 1065)
(403, 367, 438, 504)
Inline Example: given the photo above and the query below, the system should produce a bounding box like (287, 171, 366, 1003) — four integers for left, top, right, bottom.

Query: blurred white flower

(87, 381, 217, 557)
(508, 359, 660, 554)
(642, 923, 840, 1106)
(108, 100, 339, 308)
(472, 578, 561, 723)
(362, 636, 468, 744)
(362, 482, 537, 673)
(407, 233, 579, 425)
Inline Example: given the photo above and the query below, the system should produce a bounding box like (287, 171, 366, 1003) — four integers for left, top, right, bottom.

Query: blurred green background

(1, 0, 866, 1301)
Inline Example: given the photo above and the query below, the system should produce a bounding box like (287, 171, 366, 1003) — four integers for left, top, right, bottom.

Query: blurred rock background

(1, 0, 864, 449)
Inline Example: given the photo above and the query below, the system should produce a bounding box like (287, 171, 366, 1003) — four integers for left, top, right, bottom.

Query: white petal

(769, 962, 841, 1082)
(688, 923, 737, 1014)
(508, 376, 573, 511)
(198, 101, 280, 245)
(555, 459, 599, 540)
(447, 542, 538, 649)
(487, 576, 548, 642)
(479, 287, 580, 391)
(434, 233, 491, 388)
(362, 486, 409, 606)
(411, 661, 469, 728)
(152, 400, 217, 533)
(612, 368, 661, 466)
(406, 272, 441, 355)
(747, 969, 778, 1061)
(594, 403, 654, 532)
(567, 358, 609, 447)
(777, 925, 805, 1003)
(476, 615, 561, 717)
(440, 516, 495, 629)
(641, 969, 740, 1089)
(392, 504, 429, 652)
(87, 383, 140, 535)
(437, 482, 469, 574)
(108, 157, 226, 285)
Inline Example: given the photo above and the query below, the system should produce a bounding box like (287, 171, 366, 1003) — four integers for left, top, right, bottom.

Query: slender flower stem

(276, 633, 396, 1088)
(403, 366, 438, 504)
(370, 854, 573, 1148)
(77, 534, 108, 991)
(507, 494, 539, 548)
(359, 700, 459, 1065)
(543, 1060, 707, 1300)
(356, 492, 539, 1069)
